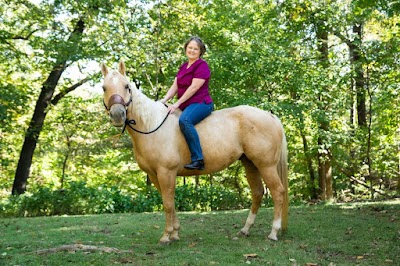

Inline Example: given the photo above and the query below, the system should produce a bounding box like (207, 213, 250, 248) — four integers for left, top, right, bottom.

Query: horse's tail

(277, 126, 289, 233)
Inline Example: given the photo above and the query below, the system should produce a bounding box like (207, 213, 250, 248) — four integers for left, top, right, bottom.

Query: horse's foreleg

(260, 166, 285, 241)
(157, 170, 180, 244)
(240, 157, 264, 236)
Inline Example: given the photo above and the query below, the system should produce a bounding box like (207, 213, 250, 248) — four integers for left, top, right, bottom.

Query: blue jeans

(179, 101, 214, 162)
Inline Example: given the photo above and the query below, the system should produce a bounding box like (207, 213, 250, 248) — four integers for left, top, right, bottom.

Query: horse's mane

(128, 81, 169, 129)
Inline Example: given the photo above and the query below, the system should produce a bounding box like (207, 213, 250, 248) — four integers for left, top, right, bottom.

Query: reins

(122, 107, 170, 135)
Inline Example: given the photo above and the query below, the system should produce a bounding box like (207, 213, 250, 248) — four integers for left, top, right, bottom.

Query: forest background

(0, 0, 399, 216)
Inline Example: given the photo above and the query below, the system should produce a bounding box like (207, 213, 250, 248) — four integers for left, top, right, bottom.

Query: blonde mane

(127, 82, 168, 130)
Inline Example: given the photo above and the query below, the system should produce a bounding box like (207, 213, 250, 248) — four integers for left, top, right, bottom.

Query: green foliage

(0, 0, 399, 203)
(0, 182, 255, 217)
(0, 182, 135, 217)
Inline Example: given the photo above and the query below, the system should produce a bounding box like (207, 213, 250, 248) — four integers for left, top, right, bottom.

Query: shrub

(0, 182, 253, 217)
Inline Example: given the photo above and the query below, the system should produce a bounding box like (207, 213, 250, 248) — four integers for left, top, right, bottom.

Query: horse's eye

(125, 84, 130, 90)
(102, 86, 106, 92)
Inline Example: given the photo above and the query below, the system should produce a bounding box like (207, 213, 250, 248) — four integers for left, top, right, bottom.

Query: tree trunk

(352, 24, 367, 127)
(299, 115, 317, 199)
(316, 27, 333, 200)
(12, 18, 85, 195)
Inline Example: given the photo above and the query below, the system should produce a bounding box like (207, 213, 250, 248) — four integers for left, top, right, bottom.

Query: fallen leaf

(306, 263, 318, 266)
(188, 242, 197, 248)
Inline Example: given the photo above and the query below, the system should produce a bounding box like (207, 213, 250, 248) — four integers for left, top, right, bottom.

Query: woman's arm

(161, 78, 178, 103)
(168, 78, 205, 113)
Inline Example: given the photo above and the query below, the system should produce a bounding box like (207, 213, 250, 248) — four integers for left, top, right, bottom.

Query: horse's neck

(128, 88, 166, 130)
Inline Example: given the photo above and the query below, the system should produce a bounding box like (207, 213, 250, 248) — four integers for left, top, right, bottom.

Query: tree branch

(51, 77, 91, 106)
(12, 29, 40, 40)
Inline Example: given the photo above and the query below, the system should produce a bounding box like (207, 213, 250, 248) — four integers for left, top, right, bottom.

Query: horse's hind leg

(258, 166, 285, 241)
(239, 156, 264, 236)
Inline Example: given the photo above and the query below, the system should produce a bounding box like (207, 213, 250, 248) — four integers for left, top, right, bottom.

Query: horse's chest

(133, 153, 152, 173)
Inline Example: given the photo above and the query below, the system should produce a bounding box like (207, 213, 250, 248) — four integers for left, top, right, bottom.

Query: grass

(0, 200, 399, 265)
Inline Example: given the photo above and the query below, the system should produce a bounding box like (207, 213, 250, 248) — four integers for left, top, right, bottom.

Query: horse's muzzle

(109, 104, 126, 127)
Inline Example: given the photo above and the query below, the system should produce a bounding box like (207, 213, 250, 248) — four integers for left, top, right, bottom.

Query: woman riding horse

(101, 61, 288, 244)
(161, 36, 214, 170)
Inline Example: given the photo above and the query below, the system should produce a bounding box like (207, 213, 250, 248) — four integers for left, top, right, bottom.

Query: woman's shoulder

(198, 58, 208, 65)
(196, 58, 210, 69)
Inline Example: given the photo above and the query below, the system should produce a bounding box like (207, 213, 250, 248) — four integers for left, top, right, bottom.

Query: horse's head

(101, 61, 132, 127)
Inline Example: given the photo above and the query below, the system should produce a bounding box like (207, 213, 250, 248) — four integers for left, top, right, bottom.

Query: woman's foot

(184, 160, 204, 170)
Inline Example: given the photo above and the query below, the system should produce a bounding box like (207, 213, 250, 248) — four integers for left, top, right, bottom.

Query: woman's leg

(179, 102, 214, 164)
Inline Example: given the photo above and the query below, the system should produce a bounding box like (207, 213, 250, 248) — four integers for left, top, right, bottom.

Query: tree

(8, 0, 139, 194)
(12, 18, 87, 195)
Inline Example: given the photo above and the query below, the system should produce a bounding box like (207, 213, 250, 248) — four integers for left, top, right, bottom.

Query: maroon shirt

(176, 58, 213, 110)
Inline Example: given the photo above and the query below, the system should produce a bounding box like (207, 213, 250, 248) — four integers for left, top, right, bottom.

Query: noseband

(103, 91, 132, 111)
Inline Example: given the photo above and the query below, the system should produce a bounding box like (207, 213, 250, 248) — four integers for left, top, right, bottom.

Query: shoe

(184, 160, 205, 170)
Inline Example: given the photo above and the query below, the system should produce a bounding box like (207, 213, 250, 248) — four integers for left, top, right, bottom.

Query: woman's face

(185, 40, 201, 61)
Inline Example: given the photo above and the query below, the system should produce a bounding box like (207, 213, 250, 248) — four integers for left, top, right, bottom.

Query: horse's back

(198, 105, 282, 139)
(192, 105, 283, 172)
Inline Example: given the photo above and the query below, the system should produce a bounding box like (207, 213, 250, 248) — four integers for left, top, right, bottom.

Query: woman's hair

(184, 36, 206, 57)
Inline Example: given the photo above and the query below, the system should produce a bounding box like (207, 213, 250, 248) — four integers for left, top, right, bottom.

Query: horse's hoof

(159, 235, 171, 245)
(238, 229, 249, 237)
(170, 236, 180, 242)
(267, 233, 278, 241)
(159, 239, 171, 245)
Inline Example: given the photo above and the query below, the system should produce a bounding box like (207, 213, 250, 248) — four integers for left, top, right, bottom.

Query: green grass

(1, 200, 399, 265)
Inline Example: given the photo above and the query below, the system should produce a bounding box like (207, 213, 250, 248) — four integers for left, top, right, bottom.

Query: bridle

(103, 85, 170, 135)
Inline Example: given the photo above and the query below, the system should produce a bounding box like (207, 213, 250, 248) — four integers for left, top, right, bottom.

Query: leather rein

(103, 86, 170, 135)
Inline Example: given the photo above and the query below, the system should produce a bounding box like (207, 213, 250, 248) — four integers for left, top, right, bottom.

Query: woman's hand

(167, 103, 180, 114)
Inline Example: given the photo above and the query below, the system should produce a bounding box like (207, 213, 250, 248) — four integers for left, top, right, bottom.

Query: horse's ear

(100, 63, 108, 77)
(118, 61, 126, 76)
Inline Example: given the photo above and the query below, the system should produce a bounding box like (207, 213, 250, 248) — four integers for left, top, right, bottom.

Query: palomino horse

(101, 61, 289, 244)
